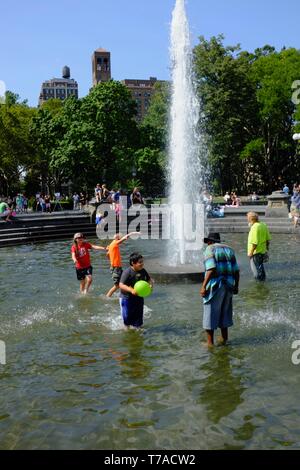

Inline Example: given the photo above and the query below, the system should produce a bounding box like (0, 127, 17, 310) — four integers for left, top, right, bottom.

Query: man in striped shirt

(200, 233, 240, 347)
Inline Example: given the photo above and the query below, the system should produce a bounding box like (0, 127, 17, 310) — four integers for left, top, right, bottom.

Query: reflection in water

(240, 281, 271, 310)
(199, 348, 245, 424)
(120, 331, 152, 380)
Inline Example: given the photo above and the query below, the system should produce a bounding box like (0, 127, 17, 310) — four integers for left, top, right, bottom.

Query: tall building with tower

(92, 48, 111, 86)
(38, 66, 78, 106)
(91, 48, 164, 121)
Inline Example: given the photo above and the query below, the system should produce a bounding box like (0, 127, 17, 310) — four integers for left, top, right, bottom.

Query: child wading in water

(71, 232, 106, 294)
(119, 253, 153, 329)
(106, 232, 140, 297)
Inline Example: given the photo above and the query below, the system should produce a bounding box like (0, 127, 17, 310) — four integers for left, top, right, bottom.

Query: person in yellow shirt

(247, 212, 271, 281)
(106, 232, 140, 297)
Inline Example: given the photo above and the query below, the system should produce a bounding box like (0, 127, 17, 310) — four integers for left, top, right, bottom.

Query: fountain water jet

(146, 0, 206, 282)
(168, 0, 205, 266)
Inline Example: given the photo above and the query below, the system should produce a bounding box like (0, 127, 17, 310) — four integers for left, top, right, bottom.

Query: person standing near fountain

(119, 253, 153, 329)
(71, 233, 107, 294)
(200, 233, 240, 347)
(247, 212, 271, 281)
(105, 232, 140, 298)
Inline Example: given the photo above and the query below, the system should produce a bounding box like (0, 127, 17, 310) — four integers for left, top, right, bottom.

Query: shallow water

(0, 234, 300, 449)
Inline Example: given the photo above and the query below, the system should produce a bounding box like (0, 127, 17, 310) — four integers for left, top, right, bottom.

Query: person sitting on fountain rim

(119, 253, 153, 329)
(200, 232, 240, 347)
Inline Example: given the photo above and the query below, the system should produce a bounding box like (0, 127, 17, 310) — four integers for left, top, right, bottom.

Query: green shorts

(111, 267, 123, 286)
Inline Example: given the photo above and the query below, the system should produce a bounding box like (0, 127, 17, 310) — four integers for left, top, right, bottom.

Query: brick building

(122, 77, 162, 122)
(92, 48, 111, 86)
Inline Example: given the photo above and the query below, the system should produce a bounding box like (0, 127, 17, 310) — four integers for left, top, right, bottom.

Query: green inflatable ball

(134, 280, 152, 298)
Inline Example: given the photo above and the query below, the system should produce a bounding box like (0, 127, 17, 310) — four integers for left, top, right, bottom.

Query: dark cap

(203, 232, 221, 244)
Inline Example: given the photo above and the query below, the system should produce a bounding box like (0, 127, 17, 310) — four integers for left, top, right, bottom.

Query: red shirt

(71, 242, 92, 269)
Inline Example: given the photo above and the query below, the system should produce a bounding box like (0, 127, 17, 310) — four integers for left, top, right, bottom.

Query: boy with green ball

(119, 253, 153, 329)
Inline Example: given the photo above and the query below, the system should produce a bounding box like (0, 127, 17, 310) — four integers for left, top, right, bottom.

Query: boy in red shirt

(71, 232, 106, 294)
(106, 232, 140, 297)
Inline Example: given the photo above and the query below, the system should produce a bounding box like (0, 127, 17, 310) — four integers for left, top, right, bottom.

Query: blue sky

(0, 0, 299, 106)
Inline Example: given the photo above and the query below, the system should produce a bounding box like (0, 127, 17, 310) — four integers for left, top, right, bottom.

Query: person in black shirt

(119, 253, 153, 328)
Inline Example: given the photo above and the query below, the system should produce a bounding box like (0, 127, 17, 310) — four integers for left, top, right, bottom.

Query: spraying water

(168, 0, 205, 265)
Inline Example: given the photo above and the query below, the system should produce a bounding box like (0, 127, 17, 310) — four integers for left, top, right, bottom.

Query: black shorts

(76, 266, 93, 281)
(111, 267, 123, 286)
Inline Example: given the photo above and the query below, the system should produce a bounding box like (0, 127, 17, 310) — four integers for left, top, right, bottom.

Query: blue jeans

(250, 254, 266, 281)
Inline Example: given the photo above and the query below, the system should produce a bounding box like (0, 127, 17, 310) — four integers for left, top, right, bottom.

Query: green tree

(248, 47, 300, 191)
(193, 36, 300, 194)
(193, 35, 259, 193)
(50, 81, 140, 189)
(30, 99, 64, 193)
(0, 92, 37, 195)
(141, 81, 170, 151)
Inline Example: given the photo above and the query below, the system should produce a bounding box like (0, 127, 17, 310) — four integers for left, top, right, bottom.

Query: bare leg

(206, 329, 214, 347)
(80, 279, 85, 294)
(219, 328, 228, 345)
(106, 285, 119, 297)
(84, 275, 93, 294)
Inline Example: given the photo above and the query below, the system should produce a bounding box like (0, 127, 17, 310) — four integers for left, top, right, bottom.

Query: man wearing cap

(200, 233, 240, 347)
(71, 233, 106, 294)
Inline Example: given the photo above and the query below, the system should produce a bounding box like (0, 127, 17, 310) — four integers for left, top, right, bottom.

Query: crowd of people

(94, 184, 144, 206)
(94, 184, 145, 225)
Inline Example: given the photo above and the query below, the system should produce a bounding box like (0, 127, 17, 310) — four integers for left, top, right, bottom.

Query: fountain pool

(0, 233, 300, 449)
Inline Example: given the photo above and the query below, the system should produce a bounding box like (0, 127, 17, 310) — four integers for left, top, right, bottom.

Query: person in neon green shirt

(0, 201, 13, 222)
(247, 211, 271, 281)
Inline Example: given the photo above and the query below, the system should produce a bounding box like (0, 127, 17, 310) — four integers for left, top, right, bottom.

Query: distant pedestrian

(0, 200, 14, 222)
(23, 195, 28, 213)
(247, 212, 271, 281)
(72, 192, 80, 210)
(45, 195, 51, 213)
(79, 192, 86, 210)
(200, 233, 239, 347)
(223, 192, 231, 204)
(282, 184, 290, 195)
(16, 194, 23, 213)
(290, 184, 300, 228)
(95, 184, 102, 203)
(130, 187, 144, 205)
